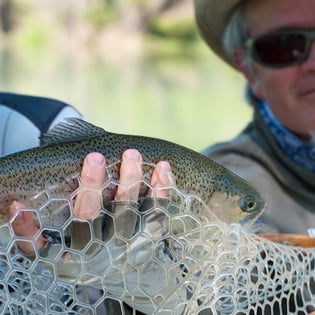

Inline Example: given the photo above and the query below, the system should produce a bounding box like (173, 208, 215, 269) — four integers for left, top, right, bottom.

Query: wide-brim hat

(194, 0, 244, 66)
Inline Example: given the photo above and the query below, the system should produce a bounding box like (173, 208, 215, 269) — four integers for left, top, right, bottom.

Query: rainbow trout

(0, 118, 265, 226)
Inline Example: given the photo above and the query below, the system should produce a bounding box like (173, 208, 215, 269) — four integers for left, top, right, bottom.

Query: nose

(301, 41, 315, 72)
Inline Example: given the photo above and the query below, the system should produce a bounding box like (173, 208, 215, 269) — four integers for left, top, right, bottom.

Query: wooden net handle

(258, 233, 315, 248)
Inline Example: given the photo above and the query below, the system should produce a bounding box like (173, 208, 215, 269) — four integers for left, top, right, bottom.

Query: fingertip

(80, 152, 106, 187)
(147, 161, 172, 199)
(9, 201, 25, 219)
(10, 201, 25, 210)
(156, 161, 171, 172)
(114, 149, 143, 202)
(74, 153, 106, 218)
(155, 161, 172, 187)
(85, 152, 105, 166)
(122, 149, 143, 162)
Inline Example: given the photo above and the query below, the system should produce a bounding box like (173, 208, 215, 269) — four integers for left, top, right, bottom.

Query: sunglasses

(244, 28, 315, 68)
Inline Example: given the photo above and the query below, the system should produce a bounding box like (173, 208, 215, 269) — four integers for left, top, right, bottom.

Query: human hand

(8, 151, 106, 255)
(101, 149, 171, 245)
(9, 201, 47, 255)
(9, 149, 171, 255)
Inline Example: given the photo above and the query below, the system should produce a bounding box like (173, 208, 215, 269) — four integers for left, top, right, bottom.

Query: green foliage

(83, 5, 117, 29)
(148, 17, 198, 41)
(14, 19, 51, 52)
(143, 37, 196, 60)
(129, 0, 146, 5)
(0, 0, 251, 152)
(144, 17, 200, 59)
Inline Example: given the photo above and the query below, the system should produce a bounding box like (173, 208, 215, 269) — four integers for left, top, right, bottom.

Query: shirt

(203, 106, 315, 234)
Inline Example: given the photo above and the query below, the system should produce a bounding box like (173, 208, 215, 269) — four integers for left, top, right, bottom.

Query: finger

(147, 161, 172, 198)
(115, 149, 143, 203)
(9, 201, 46, 254)
(74, 152, 106, 219)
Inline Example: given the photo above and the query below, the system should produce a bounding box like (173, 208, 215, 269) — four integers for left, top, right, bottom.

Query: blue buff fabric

(258, 100, 315, 172)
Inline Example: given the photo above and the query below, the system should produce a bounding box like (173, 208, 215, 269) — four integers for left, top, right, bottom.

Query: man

(195, 0, 315, 234)
(7, 0, 315, 310)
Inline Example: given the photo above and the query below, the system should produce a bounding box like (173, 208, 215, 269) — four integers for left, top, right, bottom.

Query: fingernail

(123, 149, 142, 161)
(87, 153, 104, 166)
(157, 161, 171, 172)
(10, 201, 23, 212)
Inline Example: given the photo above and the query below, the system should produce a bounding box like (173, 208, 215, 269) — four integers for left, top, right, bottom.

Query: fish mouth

(239, 211, 261, 226)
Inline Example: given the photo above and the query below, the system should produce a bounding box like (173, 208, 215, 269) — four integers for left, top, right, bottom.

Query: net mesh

(1, 161, 315, 314)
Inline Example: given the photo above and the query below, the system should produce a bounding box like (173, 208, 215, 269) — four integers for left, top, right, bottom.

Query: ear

(231, 48, 263, 99)
(231, 48, 253, 82)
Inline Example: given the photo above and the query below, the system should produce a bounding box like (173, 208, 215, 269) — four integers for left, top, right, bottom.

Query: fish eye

(239, 197, 257, 213)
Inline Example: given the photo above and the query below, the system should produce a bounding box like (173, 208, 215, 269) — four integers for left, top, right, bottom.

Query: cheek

(250, 68, 294, 104)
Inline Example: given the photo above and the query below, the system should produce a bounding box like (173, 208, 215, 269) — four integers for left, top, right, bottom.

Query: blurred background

(0, 0, 251, 151)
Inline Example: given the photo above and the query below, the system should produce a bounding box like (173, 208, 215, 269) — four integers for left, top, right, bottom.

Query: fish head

(206, 172, 266, 227)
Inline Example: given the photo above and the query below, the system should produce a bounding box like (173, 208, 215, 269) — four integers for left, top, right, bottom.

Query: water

(0, 39, 251, 152)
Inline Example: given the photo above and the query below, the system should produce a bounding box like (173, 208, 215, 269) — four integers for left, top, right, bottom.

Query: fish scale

(0, 118, 265, 226)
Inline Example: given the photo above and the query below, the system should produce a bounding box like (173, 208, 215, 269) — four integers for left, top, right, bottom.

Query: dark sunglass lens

(253, 33, 307, 65)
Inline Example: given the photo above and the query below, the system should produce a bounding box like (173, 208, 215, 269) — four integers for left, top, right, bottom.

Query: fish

(0, 118, 265, 226)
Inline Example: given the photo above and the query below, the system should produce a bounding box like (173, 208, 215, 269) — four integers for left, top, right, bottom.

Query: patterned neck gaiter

(258, 100, 315, 172)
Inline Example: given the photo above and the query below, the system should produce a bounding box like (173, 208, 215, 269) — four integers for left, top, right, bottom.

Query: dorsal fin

(41, 118, 106, 145)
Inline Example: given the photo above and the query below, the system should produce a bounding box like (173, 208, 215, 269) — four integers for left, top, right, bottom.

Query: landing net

(1, 162, 315, 314)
